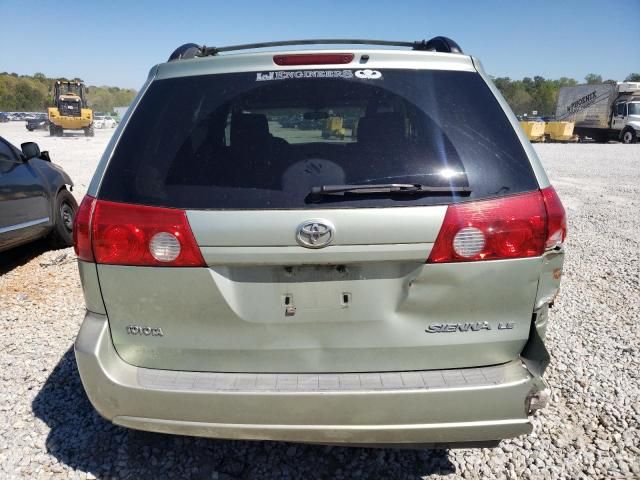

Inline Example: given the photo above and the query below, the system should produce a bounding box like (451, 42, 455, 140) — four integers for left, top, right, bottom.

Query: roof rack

(168, 37, 463, 62)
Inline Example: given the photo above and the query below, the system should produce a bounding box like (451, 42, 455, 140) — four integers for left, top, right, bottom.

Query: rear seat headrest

(230, 113, 270, 146)
(357, 112, 405, 147)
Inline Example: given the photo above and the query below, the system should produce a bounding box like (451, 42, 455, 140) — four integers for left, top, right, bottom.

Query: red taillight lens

(427, 191, 548, 263)
(73, 195, 96, 261)
(541, 186, 567, 249)
(90, 200, 205, 267)
(273, 53, 354, 66)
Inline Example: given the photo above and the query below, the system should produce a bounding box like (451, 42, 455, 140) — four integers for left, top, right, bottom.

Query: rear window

(99, 69, 538, 209)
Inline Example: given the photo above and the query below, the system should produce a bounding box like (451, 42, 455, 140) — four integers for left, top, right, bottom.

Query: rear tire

(49, 189, 78, 248)
(621, 127, 637, 144)
(84, 125, 95, 137)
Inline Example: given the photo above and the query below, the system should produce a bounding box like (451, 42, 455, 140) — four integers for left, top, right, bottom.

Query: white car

(93, 116, 117, 129)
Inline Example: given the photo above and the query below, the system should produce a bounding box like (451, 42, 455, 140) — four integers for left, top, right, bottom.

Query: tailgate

(98, 206, 542, 373)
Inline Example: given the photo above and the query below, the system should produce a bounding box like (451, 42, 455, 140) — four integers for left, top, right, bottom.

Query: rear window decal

(355, 69, 382, 79)
(256, 70, 354, 81)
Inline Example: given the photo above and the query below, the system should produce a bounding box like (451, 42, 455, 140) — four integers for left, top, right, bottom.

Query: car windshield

(628, 103, 640, 115)
(99, 69, 537, 209)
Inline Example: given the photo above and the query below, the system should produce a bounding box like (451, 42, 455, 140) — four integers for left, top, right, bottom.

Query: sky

(1, 0, 638, 90)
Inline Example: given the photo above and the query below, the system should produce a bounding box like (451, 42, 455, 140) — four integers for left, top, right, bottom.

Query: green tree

(0, 72, 137, 111)
(493, 75, 582, 117)
(625, 73, 640, 82)
(585, 73, 603, 84)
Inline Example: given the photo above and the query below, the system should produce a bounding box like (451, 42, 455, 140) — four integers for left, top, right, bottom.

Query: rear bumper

(75, 311, 547, 446)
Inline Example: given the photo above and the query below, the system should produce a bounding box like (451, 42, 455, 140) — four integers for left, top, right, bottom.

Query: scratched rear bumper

(75, 311, 548, 446)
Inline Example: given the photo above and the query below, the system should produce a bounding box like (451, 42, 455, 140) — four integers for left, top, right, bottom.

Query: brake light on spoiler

(427, 187, 566, 263)
(273, 53, 354, 66)
(73, 197, 205, 267)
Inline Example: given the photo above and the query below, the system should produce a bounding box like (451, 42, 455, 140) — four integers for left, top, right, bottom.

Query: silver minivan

(73, 37, 566, 447)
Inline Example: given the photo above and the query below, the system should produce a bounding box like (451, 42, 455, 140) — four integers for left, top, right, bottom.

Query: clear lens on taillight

(149, 232, 181, 262)
(91, 200, 205, 267)
(427, 191, 548, 263)
(73, 195, 96, 261)
(452, 227, 486, 258)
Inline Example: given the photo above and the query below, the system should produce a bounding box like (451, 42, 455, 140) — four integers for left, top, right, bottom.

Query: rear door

(0, 139, 49, 250)
(95, 66, 544, 373)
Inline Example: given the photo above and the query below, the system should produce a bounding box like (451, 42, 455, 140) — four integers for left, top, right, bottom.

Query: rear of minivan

(74, 45, 565, 447)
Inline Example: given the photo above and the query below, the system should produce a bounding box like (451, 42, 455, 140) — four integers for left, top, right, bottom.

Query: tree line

(1, 71, 639, 117)
(493, 73, 640, 117)
(0, 72, 137, 113)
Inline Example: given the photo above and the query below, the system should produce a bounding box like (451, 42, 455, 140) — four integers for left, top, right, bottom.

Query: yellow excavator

(48, 81, 93, 136)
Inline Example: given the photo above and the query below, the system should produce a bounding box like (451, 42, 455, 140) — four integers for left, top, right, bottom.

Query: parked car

(73, 38, 566, 448)
(278, 114, 302, 128)
(93, 116, 117, 129)
(26, 116, 49, 131)
(0, 136, 77, 253)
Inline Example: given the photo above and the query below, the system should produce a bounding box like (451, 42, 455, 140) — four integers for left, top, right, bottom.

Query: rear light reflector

(427, 191, 549, 263)
(273, 53, 354, 66)
(541, 186, 567, 249)
(90, 200, 205, 267)
(73, 195, 96, 262)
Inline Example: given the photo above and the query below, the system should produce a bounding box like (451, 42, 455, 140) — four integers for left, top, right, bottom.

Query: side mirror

(21, 142, 41, 160)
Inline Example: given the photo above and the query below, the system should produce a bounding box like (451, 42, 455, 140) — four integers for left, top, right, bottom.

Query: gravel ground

(0, 121, 639, 479)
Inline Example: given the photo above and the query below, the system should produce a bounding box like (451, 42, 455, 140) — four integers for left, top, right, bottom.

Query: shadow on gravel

(0, 238, 51, 275)
(33, 348, 456, 479)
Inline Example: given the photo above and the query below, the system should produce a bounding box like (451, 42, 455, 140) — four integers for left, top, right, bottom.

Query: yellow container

(325, 116, 343, 131)
(519, 121, 546, 142)
(545, 121, 576, 142)
(322, 116, 346, 139)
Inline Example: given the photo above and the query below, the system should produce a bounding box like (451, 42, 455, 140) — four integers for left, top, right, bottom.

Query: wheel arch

(37, 163, 75, 227)
(619, 125, 638, 143)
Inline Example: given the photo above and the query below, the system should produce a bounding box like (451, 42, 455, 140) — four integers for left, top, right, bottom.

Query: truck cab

(613, 100, 640, 142)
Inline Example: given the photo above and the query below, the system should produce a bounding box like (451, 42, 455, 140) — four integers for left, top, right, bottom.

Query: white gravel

(0, 121, 639, 479)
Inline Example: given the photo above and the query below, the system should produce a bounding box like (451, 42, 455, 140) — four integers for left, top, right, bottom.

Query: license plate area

(277, 264, 360, 283)
(209, 263, 418, 324)
(278, 265, 358, 313)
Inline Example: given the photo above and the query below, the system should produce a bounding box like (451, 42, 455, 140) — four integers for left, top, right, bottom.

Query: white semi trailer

(556, 82, 640, 143)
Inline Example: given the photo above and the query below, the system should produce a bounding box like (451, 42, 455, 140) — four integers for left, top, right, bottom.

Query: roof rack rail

(167, 37, 463, 62)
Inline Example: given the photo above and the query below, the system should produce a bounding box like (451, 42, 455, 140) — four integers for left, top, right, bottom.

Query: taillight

(541, 186, 567, 249)
(273, 53, 354, 66)
(88, 200, 205, 267)
(427, 190, 557, 263)
(73, 195, 96, 261)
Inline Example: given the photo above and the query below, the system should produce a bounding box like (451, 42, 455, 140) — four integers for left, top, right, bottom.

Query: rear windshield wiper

(310, 183, 471, 197)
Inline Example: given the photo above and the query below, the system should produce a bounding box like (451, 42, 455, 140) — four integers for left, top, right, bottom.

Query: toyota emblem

(296, 220, 335, 249)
